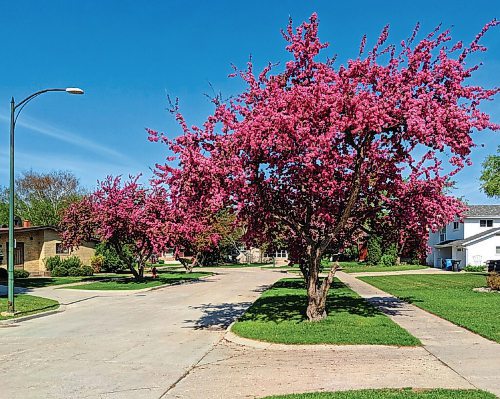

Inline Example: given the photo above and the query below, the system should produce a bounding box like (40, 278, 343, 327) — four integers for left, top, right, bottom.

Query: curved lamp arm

(14, 87, 84, 125)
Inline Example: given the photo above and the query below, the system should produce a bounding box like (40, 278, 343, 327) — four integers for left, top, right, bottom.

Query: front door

(15, 242, 24, 266)
(6, 242, 25, 268)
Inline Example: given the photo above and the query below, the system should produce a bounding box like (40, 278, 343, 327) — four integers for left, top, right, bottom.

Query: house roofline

(0, 225, 59, 233)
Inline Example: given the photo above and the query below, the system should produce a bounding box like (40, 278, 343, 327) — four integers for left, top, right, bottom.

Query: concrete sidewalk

(337, 271, 500, 397)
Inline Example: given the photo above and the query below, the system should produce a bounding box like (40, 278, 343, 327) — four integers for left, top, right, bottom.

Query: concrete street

(0, 268, 282, 399)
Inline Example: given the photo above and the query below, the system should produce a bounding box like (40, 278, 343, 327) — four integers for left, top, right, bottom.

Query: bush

(367, 236, 382, 265)
(486, 272, 500, 290)
(67, 267, 82, 277)
(379, 254, 396, 267)
(0, 267, 7, 280)
(44, 256, 62, 272)
(80, 265, 94, 276)
(14, 269, 30, 278)
(61, 256, 83, 269)
(384, 243, 398, 258)
(90, 254, 105, 273)
(157, 259, 165, 264)
(464, 265, 485, 272)
(51, 266, 69, 277)
(95, 242, 129, 272)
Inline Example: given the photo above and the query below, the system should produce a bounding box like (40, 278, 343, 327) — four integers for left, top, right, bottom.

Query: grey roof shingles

(465, 205, 500, 217)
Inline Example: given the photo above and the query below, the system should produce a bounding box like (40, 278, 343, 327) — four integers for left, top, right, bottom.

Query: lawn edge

(58, 273, 215, 292)
(0, 303, 64, 325)
(225, 323, 417, 350)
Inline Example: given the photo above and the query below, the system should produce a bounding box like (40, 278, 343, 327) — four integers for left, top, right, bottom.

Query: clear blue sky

(0, 0, 498, 203)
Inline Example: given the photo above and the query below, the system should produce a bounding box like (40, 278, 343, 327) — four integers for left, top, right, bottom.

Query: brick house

(0, 226, 96, 276)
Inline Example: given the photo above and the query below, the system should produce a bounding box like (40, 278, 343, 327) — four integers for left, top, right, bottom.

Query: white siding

(464, 217, 500, 238)
(464, 234, 500, 266)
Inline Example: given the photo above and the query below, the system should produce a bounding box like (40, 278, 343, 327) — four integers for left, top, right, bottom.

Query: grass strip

(0, 294, 59, 320)
(63, 272, 211, 290)
(231, 278, 420, 345)
(263, 388, 495, 399)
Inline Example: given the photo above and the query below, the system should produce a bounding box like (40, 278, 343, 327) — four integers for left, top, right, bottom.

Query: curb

(0, 304, 66, 326)
(223, 322, 402, 351)
(57, 274, 216, 294)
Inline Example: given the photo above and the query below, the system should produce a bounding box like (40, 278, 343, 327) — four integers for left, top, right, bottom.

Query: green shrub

(44, 256, 62, 272)
(367, 236, 382, 265)
(379, 254, 396, 267)
(90, 254, 105, 273)
(95, 242, 129, 272)
(80, 266, 94, 276)
(67, 267, 82, 277)
(51, 265, 69, 277)
(0, 267, 7, 280)
(486, 272, 500, 290)
(385, 243, 398, 257)
(464, 265, 485, 272)
(14, 269, 30, 278)
(157, 259, 165, 264)
(61, 256, 83, 269)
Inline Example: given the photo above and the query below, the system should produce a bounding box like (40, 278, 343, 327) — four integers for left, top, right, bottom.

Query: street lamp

(5, 87, 84, 315)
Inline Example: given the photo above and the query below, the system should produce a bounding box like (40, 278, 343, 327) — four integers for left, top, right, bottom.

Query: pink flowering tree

(61, 176, 172, 281)
(151, 15, 498, 321)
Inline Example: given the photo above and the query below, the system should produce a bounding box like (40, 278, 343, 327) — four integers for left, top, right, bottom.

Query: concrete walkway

(337, 271, 500, 397)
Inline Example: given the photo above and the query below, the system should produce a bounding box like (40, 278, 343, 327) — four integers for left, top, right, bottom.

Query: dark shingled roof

(465, 205, 500, 217)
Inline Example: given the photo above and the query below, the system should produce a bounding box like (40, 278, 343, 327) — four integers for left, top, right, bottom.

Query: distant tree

(480, 146, 500, 198)
(175, 209, 243, 269)
(12, 170, 84, 226)
(61, 176, 171, 281)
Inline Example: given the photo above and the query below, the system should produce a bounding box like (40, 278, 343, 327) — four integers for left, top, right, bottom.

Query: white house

(427, 205, 500, 268)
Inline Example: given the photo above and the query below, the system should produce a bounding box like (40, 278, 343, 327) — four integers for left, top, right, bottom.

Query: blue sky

(0, 0, 498, 203)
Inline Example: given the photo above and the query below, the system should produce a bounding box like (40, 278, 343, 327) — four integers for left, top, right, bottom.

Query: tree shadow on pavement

(365, 296, 422, 316)
(185, 301, 253, 330)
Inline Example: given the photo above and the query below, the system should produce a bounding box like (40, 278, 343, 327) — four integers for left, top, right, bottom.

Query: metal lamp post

(6, 87, 84, 314)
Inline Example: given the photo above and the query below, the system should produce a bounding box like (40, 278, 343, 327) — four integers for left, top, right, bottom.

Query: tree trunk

(128, 263, 141, 281)
(177, 256, 193, 273)
(304, 251, 340, 322)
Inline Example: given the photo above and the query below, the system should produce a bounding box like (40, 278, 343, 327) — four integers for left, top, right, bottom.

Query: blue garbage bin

(444, 258, 453, 271)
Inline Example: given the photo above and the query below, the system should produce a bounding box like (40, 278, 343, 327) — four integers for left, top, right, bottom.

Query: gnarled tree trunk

(304, 249, 340, 321)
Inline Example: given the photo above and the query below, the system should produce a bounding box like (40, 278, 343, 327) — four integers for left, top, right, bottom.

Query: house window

(479, 220, 493, 227)
(56, 243, 69, 255)
(439, 227, 446, 242)
(453, 222, 459, 230)
(275, 250, 288, 258)
(496, 247, 500, 255)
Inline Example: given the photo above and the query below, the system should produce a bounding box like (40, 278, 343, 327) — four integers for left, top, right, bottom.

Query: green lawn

(231, 278, 420, 345)
(63, 271, 212, 290)
(0, 294, 59, 320)
(340, 262, 428, 274)
(263, 388, 495, 399)
(188, 263, 273, 271)
(359, 274, 500, 343)
(4, 273, 132, 289)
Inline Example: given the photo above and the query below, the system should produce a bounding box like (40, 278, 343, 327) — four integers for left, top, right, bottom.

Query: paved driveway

(0, 268, 283, 399)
